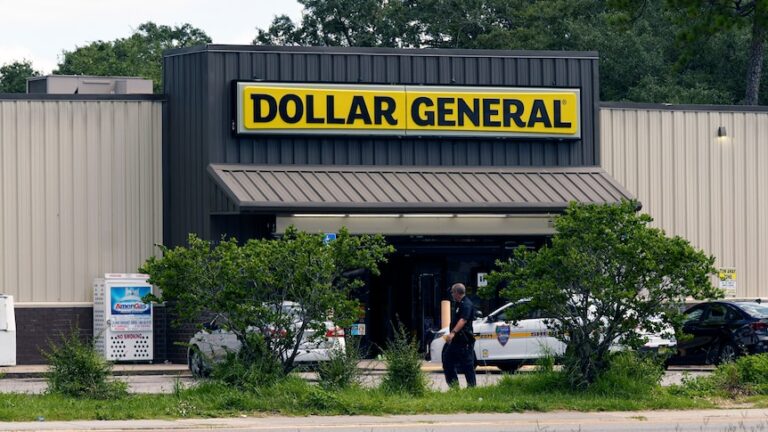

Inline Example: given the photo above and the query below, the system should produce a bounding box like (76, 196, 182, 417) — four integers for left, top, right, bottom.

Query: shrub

(707, 353, 768, 397)
(380, 322, 427, 396)
(210, 345, 284, 390)
(589, 351, 664, 398)
(486, 200, 718, 387)
(43, 328, 127, 399)
(317, 336, 364, 390)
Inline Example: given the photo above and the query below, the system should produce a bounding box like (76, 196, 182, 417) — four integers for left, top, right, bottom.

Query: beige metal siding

(0, 100, 162, 303)
(601, 106, 768, 298)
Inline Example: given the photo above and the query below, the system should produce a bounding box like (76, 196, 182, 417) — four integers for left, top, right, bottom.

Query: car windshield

(734, 302, 768, 318)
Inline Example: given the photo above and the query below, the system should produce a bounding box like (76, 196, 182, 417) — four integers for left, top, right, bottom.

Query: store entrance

(364, 236, 547, 355)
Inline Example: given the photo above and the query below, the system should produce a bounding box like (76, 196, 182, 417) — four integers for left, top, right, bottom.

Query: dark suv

(670, 301, 768, 365)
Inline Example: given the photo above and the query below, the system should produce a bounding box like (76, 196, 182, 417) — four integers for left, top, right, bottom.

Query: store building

(5, 47, 764, 364)
(162, 45, 632, 350)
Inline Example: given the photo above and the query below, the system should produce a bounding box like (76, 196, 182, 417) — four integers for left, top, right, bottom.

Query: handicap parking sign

(323, 233, 337, 244)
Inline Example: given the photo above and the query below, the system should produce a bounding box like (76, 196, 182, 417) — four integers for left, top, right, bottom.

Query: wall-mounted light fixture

(717, 126, 727, 138)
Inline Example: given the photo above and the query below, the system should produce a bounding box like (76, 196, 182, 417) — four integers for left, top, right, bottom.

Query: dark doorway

(364, 235, 547, 354)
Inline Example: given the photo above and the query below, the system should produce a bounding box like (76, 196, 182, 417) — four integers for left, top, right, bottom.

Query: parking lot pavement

(0, 363, 713, 394)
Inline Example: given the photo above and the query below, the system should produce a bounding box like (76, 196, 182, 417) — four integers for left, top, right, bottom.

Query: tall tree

(256, 0, 418, 47)
(56, 22, 211, 93)
(485, 201, 719, 387)
(0, 60, 40, 93)
(255, 0, 763, 104)
(615, 0, 767, 104)
(674, 0, 767, 104)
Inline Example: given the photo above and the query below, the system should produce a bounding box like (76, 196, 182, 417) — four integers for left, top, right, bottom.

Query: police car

(429, 300, 676, 372)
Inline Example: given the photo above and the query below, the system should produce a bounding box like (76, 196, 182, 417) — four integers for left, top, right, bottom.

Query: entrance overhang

(208, 164, 635, 235)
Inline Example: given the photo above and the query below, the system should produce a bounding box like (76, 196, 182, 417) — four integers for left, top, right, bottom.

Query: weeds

(210, 347, 284, 390)
(671, 353, 768, 398)
(380, 322, 427, 396)
(317, 336, 364, 390)
(43, 327, 127, 399)
(589, 351, 665, 398)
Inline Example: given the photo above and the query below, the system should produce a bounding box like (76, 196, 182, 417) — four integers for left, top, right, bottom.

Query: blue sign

(496, 324, 511, 346)
(323, 233, 337, 244)
(110, 286, 152, 315)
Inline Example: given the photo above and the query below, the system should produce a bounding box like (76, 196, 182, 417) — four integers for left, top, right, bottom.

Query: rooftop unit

(27, 75, 153, 94)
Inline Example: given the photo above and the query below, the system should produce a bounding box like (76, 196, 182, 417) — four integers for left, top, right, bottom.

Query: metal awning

(207, 164, 634, 214)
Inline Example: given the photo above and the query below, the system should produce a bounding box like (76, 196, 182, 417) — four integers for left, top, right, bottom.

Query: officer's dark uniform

(442, 295, 477, 387)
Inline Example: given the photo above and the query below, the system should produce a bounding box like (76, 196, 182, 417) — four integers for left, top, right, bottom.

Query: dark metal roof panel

(207, 164, 634, 213)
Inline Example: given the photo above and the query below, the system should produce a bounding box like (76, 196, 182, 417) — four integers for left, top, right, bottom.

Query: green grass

(0, 372, 714, 422)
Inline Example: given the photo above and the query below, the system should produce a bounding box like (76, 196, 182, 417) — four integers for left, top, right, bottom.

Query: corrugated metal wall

(601, 104, 768, 298)
(164, 45, 601, 248)
(0, 98, 163, 303)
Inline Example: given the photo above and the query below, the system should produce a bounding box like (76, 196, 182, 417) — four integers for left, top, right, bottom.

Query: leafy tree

(0, 60, 40, 93)
(485, 201, 720, 388)
(56, 22, 211, 93)
(140, 228, 393, 375)
(255, 0, 418, 47)
(612, 0, 768, 105)
(255, 0, 765, 104)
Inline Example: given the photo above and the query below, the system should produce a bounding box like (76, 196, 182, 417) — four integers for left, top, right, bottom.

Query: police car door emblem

(496, 325, 511, 346)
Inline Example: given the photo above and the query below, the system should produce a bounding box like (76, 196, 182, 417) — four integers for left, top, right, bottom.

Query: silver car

(187, 301, 345, 377)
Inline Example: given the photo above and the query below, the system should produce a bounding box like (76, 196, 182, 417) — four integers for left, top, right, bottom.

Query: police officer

(443, 283, 477, 388)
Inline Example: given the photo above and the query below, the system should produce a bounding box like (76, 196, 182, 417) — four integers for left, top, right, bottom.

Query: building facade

(162, 45, 631, 350)
(5, 47, 764, 364)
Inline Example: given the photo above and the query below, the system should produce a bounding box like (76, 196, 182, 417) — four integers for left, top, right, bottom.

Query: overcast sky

(0, 0, 303, 74)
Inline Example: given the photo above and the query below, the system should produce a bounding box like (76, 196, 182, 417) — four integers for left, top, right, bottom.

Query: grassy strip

(0, 373, 714, 422)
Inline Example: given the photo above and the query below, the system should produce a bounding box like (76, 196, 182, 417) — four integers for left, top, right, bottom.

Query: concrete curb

(0, 362, 712, 379)
(0, 364, 191, 379)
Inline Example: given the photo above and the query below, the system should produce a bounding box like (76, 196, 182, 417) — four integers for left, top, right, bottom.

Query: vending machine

(93, 274, 153, 361)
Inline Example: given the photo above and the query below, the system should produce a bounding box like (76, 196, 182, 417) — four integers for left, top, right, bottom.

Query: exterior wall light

(717, 126, 727, 138)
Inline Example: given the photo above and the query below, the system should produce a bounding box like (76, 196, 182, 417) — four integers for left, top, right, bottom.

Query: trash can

(0, 294, 16, 366)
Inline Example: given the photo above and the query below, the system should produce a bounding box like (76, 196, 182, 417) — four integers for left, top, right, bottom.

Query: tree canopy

(255, 0, 767, 105)
(0, 60, 40, 93)
(56, 22, 211, 93)
(484, 201, 719, 387)
(140, 228, 393, 375)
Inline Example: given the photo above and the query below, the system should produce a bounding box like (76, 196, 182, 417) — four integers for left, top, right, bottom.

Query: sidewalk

(1, 409, 766, 431)
(0, 360, 712, 379)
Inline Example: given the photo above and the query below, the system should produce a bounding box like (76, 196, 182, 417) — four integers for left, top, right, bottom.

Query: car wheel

(497, 362, 522, 373)
(717, 342, 738, 364)
(189, 346, 208, 378)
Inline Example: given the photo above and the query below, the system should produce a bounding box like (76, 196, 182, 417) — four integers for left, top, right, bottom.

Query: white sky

(0, 0, 303, 74)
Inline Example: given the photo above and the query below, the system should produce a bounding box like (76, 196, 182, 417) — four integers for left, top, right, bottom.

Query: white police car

(429, 300, 676, 372)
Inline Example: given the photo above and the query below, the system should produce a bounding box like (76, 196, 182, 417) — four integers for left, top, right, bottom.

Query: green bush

(210, 348, 284, 390)
(709, 353, 768, 397)
(43, 328, 127, 399)
(589, 351, 664, 398)
(317, 336, 364, 390)
(380, 322, 427, 396)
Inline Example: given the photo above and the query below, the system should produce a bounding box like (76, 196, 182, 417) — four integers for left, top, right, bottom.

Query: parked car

(187, 301, 345, 377)
(429, 300, 676, 372)
(668, 301, 768, 365)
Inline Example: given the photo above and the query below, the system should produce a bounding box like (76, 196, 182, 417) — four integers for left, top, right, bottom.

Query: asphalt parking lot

(0, 363, 712, 394)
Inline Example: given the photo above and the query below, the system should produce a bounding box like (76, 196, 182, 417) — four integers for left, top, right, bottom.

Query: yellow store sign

(236, 82, 580, 138)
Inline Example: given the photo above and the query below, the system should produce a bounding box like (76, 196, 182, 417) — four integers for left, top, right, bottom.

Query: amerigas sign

(235, 82, 580, 139)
